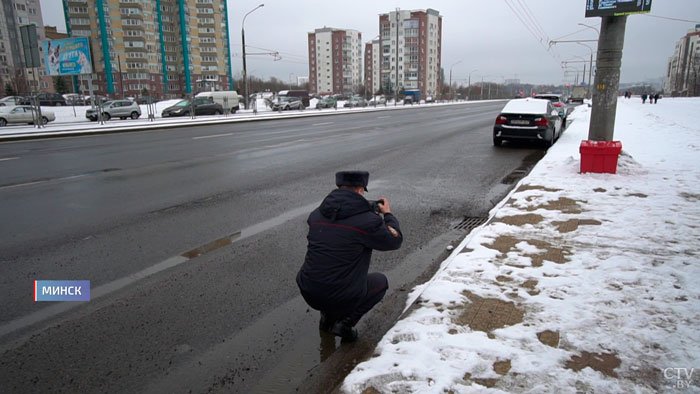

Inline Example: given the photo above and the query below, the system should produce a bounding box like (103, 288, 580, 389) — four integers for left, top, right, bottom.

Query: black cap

(335, 171, 369, 192)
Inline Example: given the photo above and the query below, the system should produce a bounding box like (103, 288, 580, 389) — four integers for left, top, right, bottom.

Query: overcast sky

(41, 0, 700, 86)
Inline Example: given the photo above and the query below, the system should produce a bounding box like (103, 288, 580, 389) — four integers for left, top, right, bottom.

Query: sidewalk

(341, 98, 700, 393)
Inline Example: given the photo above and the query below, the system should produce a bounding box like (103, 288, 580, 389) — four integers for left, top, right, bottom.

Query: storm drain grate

(454, 216, 488, 231)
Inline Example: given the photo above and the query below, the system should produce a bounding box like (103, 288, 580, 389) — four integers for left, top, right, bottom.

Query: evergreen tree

(5, 82, 15, 96)
(53, 77, 69, 94)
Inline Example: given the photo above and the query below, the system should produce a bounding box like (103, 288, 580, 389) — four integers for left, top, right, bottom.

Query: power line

(641, 14, 700, 24)
(503, 0, 551, 54)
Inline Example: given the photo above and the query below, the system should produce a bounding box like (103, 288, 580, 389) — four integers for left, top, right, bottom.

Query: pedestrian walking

(642, 93, 648, 104)
(654, 93, 660, 104)
(296, 171, 403, 341)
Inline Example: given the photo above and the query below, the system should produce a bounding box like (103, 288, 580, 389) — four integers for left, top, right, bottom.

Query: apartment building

(308, 27, 363, 95)
(63, 0, 233, 99)
(378, 8, 442, 98)
(0, 0, 54, 94)
(664, 24, 700, 96)
(364, 39, 380, 95)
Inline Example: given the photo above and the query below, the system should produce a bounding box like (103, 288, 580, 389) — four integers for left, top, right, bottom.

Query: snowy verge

(341, 98, 700, 393)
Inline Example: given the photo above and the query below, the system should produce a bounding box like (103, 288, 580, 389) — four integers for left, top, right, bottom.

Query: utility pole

(588, 15, 627, 141)
(118, 54, 124, 99)
(394, 8, 399, 106)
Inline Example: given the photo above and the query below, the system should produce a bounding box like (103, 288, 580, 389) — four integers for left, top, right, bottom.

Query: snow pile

(342, 98, 700, 393)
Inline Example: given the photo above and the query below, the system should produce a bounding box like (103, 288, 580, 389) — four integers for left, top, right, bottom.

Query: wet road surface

(0, 101, 550, 393)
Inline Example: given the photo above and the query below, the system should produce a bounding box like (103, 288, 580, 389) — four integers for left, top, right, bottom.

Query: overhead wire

(641, 14, 700, 24)
(503, 0, 557, 58)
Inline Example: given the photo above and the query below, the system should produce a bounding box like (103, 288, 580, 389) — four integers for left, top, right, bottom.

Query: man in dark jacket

(296, 171, 403, 341)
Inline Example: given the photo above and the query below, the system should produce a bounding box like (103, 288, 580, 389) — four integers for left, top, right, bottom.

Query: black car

(161, 97, 223, 117)
(20, 93, 67, 106)
(493, 98, 563, 147)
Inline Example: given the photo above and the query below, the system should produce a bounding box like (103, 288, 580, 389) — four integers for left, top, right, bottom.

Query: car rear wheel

(41, 116, 49, 125)
(493, 137, 503, 146)
(215, 110, 222, 115)
(130, 112, 139, 119)
(102, 113, 111, 121)
(0, 118, 6, 127)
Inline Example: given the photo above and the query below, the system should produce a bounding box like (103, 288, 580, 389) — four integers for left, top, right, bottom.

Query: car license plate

(510, 119, 530, 125)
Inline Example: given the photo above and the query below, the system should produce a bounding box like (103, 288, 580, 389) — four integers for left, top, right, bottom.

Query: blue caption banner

(34, 280, 90, 302)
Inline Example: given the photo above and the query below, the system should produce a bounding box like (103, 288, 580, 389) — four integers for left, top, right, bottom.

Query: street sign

(19, 25, 41, 68)
(585, 0, 652, 17)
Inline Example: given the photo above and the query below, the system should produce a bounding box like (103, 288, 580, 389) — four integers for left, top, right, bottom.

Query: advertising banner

(585, 0, 652, 17)
(43, 37, 93, 76)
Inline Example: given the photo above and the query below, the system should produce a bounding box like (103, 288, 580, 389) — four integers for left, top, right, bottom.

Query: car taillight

(495, 115, 507, 124)
(534, 117, 548, 126)
(553, 103, 563, 107)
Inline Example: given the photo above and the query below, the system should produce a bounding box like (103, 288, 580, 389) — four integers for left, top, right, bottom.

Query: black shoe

(331, 320, 358, 342)
(319, 312, 334, 332)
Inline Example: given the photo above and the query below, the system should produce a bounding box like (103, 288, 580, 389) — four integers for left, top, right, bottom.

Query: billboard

(43, 37, 93, 76)
(585, 0, 652, 17)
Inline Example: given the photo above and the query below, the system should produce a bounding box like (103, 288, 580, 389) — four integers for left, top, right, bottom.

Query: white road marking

(0, 157, 19, 162)
(0, 200, 322, 339)
(192, 133, 234, 140)
(377, 116, 391, 119)
(312, 122, 334, 126)
(0, 180, 47, 190)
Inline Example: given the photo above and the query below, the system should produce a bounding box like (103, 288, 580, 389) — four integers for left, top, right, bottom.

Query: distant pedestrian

(642, 93, 648, 104)
(654, 93, 660, 104)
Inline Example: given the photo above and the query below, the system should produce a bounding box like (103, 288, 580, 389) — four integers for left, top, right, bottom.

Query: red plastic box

(580, 140, 622, 174)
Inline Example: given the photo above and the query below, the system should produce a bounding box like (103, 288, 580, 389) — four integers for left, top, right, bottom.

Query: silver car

(86, 100, 141, 121)
(0, 105, 55, 126)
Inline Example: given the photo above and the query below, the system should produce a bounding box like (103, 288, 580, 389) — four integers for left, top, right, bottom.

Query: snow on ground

(341, 98, 700, 393)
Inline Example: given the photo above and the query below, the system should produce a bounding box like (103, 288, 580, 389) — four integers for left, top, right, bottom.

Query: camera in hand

(369, 200, 383, 214)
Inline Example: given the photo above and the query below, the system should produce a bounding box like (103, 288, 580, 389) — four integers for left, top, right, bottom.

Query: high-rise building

(0, 0, 54, 94)
(378, 8, 442, 98)
(664, 24, 700, 96)
(307, 27, 362, 95)
(364, 39, 380, 95)
(63, 0, 233, 99)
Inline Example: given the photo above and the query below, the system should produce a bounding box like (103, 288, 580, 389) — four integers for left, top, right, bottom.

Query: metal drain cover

(454, 217, 488, 231)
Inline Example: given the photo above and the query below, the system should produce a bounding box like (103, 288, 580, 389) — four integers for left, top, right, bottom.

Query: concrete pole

(588, 15, 627, 141)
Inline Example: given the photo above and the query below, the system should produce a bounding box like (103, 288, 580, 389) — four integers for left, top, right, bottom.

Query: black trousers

(326, 272, 388, 327)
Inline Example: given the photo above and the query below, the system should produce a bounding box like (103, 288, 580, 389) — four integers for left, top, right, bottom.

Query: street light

(242, 3, 264, 110)
(467, 69, 478, 100)
(578, 22, 600, 36)
(448, 60, 461, 101)
(577, 42, 595, 98)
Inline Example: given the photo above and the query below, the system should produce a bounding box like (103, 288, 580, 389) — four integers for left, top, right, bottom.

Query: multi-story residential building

(63, 0, 233, 99)
(378, 8, 442, 98)
(308, 27, 362, 95)
(0, 0, 54, 94)
(664, 24, 700, 96)
(364, 39, 380, 95)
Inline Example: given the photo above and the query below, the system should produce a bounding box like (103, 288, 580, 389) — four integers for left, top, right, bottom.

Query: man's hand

(377, 198, 391, 214)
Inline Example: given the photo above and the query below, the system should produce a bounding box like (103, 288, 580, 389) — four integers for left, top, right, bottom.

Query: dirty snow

(342, 98, 700, 393)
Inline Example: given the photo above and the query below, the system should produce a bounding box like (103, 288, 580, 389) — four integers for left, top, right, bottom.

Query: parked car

(368, 96, 386, 105)
(278, 90, 310, 107)
(0, 96, 25, 106)
(316, 97, 337, 109)
(19, 93, 67, 106)
(272, 96, 305, 111)
(403, 96, 414, 104)
(86, 100, 141, 121)
(135, 95, 156, 105)
(195, 91, 240, 113)
(534, 93, 568, 124)
(161, 97, 223, 117)
(493, 98, 562, 147)
(425, 96, 435, 103)
(0, 105, 55, 126)
(343, 97, 367, 107)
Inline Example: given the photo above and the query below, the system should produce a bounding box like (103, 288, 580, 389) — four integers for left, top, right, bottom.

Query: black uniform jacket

(296, 189, 403, 312)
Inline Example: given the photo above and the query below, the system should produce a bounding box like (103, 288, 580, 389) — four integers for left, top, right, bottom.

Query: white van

(195, 91, 240, 113)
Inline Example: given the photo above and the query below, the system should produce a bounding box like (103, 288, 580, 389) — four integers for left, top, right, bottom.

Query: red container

(580, 140, 622, 174)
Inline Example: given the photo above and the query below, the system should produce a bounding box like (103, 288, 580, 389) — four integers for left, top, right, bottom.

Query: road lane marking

(0, 157, 19, 162)
(312, 122, 334, 126)
(0, 180, 48, 190)
(192, 133, 234, 140)
(0, 200, 322, 339)
(377, 116, 391, 119)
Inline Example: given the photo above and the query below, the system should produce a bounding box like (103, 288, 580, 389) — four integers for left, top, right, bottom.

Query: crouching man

(296, 171, 403, 341)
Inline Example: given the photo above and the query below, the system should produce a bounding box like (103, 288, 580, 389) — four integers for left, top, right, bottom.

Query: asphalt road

(0, 101, 548, 393)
